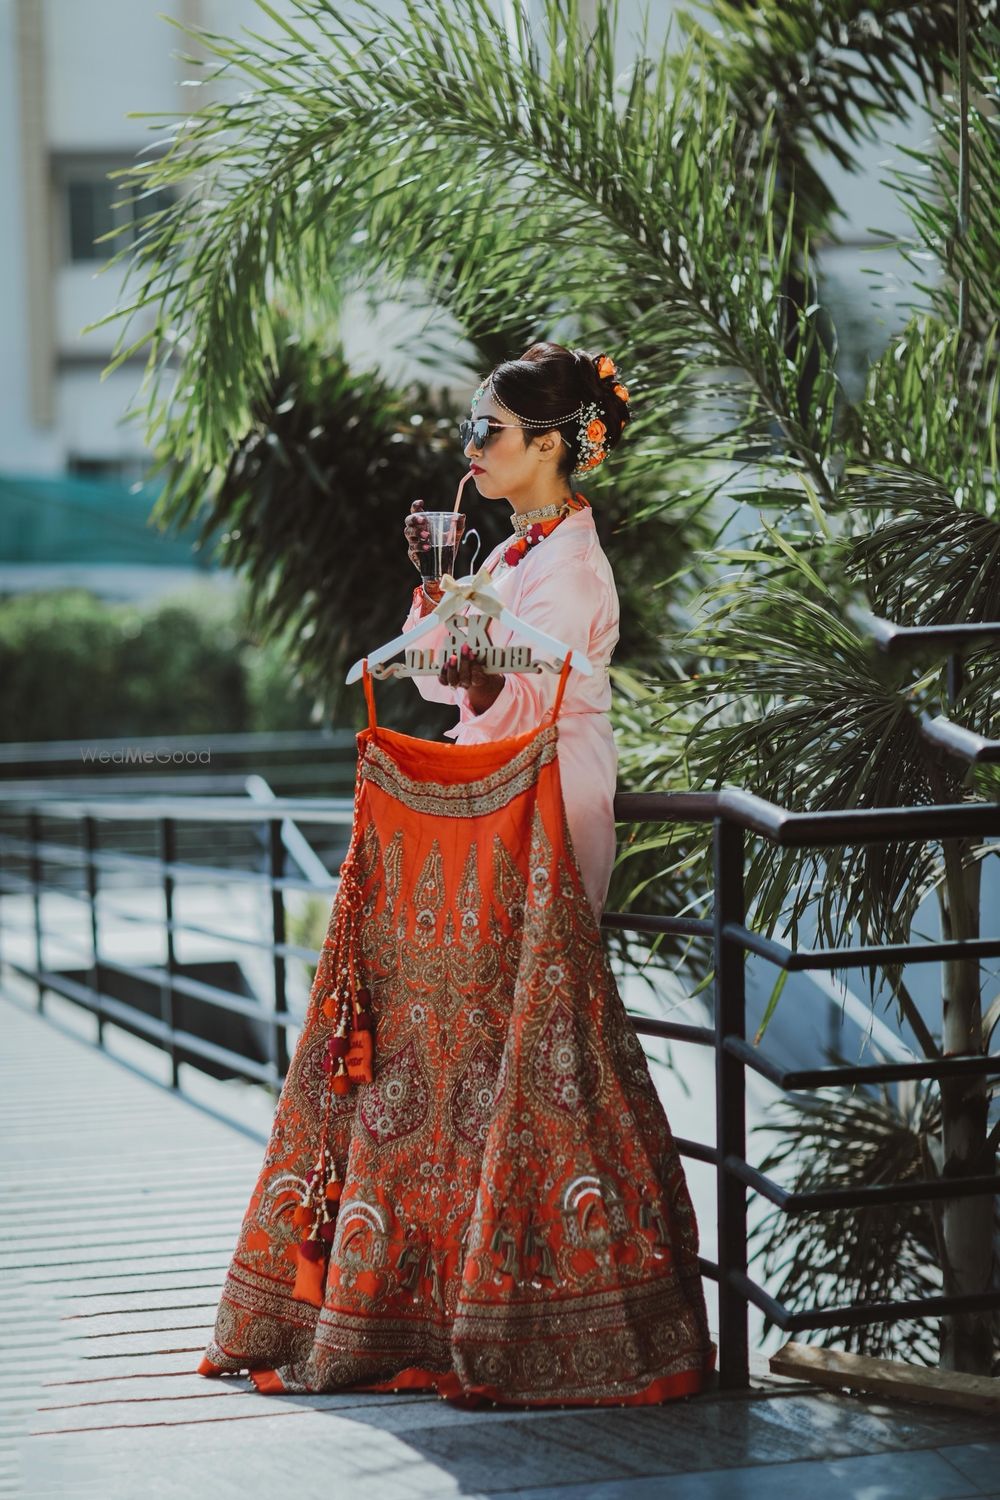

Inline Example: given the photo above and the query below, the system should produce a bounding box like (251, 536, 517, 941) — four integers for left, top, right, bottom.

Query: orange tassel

(291, 1241, 326, 1306)
(292, 1204, 313, 1229)
(346, 1028, 374, 1083)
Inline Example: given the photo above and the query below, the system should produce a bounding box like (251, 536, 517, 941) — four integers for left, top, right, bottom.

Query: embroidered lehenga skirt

(198, 659, 717, 1406)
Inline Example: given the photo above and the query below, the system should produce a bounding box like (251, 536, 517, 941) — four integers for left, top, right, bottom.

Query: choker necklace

(510, 500, 572, 535)
(501, 493, 589, 568)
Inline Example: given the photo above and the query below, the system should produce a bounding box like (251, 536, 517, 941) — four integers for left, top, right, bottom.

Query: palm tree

(88, 0, 999, 1371)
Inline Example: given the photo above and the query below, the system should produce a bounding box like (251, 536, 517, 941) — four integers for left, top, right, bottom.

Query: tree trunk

(936, 839, 993, 1373)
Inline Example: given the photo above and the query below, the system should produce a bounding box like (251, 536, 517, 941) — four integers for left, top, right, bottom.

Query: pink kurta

(401, 504, 620, 920)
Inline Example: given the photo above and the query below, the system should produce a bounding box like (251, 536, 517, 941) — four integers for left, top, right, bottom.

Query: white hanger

(345, 567, 594, 684)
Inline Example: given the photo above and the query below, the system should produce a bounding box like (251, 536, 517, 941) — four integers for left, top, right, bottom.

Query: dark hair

(488, 341, 632, 479)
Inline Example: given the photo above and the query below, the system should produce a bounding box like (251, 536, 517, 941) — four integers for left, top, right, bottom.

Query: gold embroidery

(362, 728, 558, 818)
(199, 715, 716, 1404)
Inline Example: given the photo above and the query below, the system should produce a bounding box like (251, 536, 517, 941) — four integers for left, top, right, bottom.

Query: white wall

(44, 0, 182, 151)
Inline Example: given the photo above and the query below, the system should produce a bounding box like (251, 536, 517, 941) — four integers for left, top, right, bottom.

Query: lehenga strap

(362, 659, 378, 731)
(545, 651, 574, 727)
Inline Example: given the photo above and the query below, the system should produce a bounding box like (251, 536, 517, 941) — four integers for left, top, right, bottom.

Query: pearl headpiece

(470, 354, 630, 477)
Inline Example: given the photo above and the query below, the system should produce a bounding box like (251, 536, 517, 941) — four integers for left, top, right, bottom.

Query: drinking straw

(452, 468, 475, 514)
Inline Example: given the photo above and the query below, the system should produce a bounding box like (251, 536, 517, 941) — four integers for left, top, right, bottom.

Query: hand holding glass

(405, 501, 481, 599)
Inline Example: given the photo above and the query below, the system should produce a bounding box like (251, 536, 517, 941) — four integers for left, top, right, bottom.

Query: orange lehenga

(197, 654, 717, 1406)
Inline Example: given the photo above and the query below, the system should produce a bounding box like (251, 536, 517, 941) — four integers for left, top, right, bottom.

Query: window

(56, 157, 176, 263)
(67, 453, 155, 484)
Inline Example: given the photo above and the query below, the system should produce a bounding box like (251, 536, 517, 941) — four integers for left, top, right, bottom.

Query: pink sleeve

(445, 559, 604, 742)
(401, 587, 458, 705)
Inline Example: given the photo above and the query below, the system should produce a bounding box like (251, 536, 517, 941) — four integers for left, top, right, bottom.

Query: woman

(401, 342, 621, 924)
(197, 342, 716, 1407)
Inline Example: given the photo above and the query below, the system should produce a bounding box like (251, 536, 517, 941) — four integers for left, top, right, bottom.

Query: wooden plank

(770, 1341, 1000, 1416)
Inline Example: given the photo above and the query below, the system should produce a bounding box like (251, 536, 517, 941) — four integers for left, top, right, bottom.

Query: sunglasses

(458, 417, 522, 450)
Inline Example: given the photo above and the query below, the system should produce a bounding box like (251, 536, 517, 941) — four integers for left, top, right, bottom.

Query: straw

(452, 468, 475, 515)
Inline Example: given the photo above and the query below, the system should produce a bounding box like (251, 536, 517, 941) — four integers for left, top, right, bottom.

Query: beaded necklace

(500, 491, 590, 569)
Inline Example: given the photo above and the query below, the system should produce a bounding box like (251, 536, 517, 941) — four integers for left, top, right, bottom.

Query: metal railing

(1, 616, 998, 1389)
(0, 796, 354, 1088)
(605, 788, 1000, 1387)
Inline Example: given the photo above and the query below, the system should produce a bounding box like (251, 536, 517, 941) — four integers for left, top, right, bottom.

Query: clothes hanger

(344, 567, 595, 684)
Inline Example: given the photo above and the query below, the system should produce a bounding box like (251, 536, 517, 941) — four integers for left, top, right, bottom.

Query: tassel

(292, 1233, 327, 1306)
(290, 1149, 342, 1306)
(330, 1057, 352, 1096)
(346, 986, 375, 1083)
(346, 1029, 373, 1083)
(324, 1157, 342, 1207)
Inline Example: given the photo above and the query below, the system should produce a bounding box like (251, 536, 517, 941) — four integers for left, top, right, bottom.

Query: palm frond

(748, 1075, 949, 1364)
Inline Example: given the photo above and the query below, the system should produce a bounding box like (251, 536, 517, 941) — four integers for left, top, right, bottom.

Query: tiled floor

(2, 986, 998, 1500)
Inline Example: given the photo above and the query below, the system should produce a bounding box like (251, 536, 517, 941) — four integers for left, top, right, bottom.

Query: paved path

(2, 988, 998, 1500)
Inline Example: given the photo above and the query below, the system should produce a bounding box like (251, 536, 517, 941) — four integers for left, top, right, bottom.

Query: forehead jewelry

(469, 364, 626, 476)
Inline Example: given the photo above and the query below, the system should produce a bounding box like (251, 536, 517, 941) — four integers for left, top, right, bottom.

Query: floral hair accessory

(573, 400, 608, 473)
(467, 360, 630, 477)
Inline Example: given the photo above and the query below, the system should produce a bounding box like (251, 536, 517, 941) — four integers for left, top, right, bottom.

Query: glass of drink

(416, 512, 481, 593)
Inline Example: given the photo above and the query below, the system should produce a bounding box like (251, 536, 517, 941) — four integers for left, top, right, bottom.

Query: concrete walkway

(2, 987, 998, 1500)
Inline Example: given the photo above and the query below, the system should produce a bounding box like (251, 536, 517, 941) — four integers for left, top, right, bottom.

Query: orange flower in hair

(613, 382, 629, 402)
(586, 418, 606, 443)
(596, 355, 616, 380)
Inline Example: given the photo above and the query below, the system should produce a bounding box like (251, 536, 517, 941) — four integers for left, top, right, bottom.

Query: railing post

(269, 818, 290, 1080)
(159, 817, 180, 1089)
(83, 814, 104, 1047)
(714, 817, 749, 1387)
(29, 811, 45, 1013)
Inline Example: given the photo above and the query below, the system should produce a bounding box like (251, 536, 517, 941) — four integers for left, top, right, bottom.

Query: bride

(403, 340, 626, 923)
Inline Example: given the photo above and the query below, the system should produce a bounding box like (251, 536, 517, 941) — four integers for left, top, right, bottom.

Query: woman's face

(463, 395, 565, 503)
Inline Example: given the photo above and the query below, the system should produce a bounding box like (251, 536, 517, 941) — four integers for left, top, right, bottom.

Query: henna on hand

(438, 643, 505, 715)
(404, 498, 431, 573)
(405, 499, 445, 615)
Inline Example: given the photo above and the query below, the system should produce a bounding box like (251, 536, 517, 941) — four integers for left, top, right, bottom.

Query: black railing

(0, 796, 355, 1086)
(608, 789, 1000, 1385)
(1, 612, 998, 1390)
